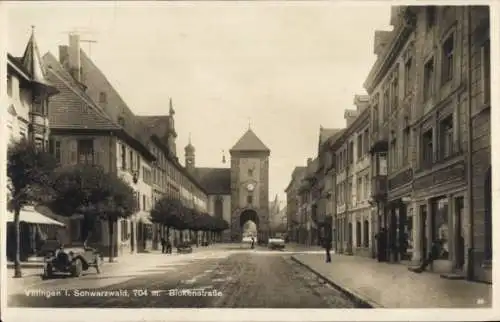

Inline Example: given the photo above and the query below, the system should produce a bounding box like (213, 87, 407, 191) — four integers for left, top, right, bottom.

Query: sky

(7, 1, 392, 204)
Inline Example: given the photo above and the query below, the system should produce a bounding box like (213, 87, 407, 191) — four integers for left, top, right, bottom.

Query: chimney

(68, 33, 81, 82)
(373, 30, 392, 56)
(353, 95, 370, 113)
(59, 45, 69, 67)
(344, 109, 359, 127)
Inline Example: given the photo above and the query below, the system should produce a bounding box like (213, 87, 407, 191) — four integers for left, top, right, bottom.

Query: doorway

(130, 222, 135, 252)
(420, 205, 427, 261)
(455, 197, 465, 270)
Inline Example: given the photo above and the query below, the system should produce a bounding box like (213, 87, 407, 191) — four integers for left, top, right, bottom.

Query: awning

(7, 206, 66, 227)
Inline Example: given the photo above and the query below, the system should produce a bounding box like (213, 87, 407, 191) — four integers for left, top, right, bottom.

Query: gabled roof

(230, 129, 270, 153)
(42, 52, 121, 131)
(193, 167, 231, 195)
(78, 48, 152, 148)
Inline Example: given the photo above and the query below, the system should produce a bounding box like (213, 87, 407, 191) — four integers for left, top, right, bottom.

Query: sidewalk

(285, 242, 325, 253)
(291, 253, 492, 308)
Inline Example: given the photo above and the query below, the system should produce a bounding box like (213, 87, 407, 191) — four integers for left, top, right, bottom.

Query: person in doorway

(324, 237, 332, 263)
(414, 239, 442, 273)
(251, 236, 255, 249)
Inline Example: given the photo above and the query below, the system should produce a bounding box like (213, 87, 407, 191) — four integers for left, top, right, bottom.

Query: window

(136, 154, 141, 171)
(363, 220, 369, 248)
(426, 6, 436, 30)
(390, 136, 397, 171)
(442, 34, 455, 84)
(121, 144, 126, 170)
(121, 220, 129, 241)
(424, 58, 434, 101)
(481, 39, 491, 104)
(403, 126, 410, 165)
(365, 175, 370, 200)
(432, 197, 449, 260)
(372, 103, 379, 133)
(129, 150, 134, 171)
(349, 141, 354, 164)
(77, 139, 94, 164)
(404, 57, 413, 95)
(143, 194, 146, 211)
(383, 88, 390, 121)
(248, 168, 253, 177)
(99, 92, 107, 104)
(439, 115, 454, 160)
(247, 195, 253, 205)
(392, 73, 399, 111)
(422, 129, 434, 168)
(347, 179, 352, 205)
(356, 221, 361, 247)
(7, 75, 12, 97)
(357, 134, 363, 159)
(118, 116, 125, 127)
(32, 94, 44, 114)
(363, 129, 369, 155)
(215, 198, 223, 219)
(357, 177, 363, 201)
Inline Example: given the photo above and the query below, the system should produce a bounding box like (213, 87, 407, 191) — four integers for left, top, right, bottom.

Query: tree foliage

(50, 164, 137, 220)
(150, 196, 230, 234)
(7, 139, 58, 210)
(150, 196, 184, 229)
(50, 164, 137, 250)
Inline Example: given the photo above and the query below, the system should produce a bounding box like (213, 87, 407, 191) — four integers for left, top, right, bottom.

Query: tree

(185, 208, 202, 246)
(50, 164, 137, 262)
(7, 139, 57, 278)
(150, 196, 184, 243)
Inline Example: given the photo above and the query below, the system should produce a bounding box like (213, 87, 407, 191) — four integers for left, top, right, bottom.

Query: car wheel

(43, 263, 53, 279)
(71, 258, 83, 277)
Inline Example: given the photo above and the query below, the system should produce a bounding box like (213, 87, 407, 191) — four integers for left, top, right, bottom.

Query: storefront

(6, 206, 66, 261)
(412, 159, 467, 274)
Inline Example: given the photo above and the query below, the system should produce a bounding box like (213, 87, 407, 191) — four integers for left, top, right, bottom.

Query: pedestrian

(160, 235, 166, 254)
(250, 236, 255, 249)
(166, 238, 173, 254)
(376, 228, 387, 262)
(414, 239, 442, 273)
(324, 237, 332, 263)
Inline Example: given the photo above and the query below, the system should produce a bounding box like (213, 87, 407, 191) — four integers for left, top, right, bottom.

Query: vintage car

(268, 237, 286, 250)
(42, 245, 103, 279)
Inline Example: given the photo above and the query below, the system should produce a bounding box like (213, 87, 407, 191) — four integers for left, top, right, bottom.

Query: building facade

(365, 6, 491, 282)
(284, 166, 306, 243)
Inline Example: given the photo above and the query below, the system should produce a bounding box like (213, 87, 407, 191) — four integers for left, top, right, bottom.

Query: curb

(290, 255, 382, 309)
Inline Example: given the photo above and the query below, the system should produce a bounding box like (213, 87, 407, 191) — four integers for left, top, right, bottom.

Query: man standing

(251, 236, 255, 249)
(324, 237, 332, 263)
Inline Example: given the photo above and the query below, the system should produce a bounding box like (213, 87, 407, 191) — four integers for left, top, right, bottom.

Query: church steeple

(184, 133, 195, 171)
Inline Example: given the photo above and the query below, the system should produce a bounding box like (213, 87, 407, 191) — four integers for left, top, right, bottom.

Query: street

(8, 246, 356, 308)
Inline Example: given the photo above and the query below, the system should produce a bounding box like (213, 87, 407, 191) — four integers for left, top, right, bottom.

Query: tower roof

(185, 133, 195, 153)
(230, 128, 270, 153)
(21, 26, 53, 88)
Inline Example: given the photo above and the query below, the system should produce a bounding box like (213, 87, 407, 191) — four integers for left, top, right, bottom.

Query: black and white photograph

(0, 1, 495, 321)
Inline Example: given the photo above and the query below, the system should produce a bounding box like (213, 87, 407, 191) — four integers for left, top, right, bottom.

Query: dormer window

(118, 116, 125, 127)
(99, 92, 107, 104)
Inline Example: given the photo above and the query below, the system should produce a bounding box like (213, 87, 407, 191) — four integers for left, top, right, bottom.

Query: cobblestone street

(8, 248, 356, 308)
